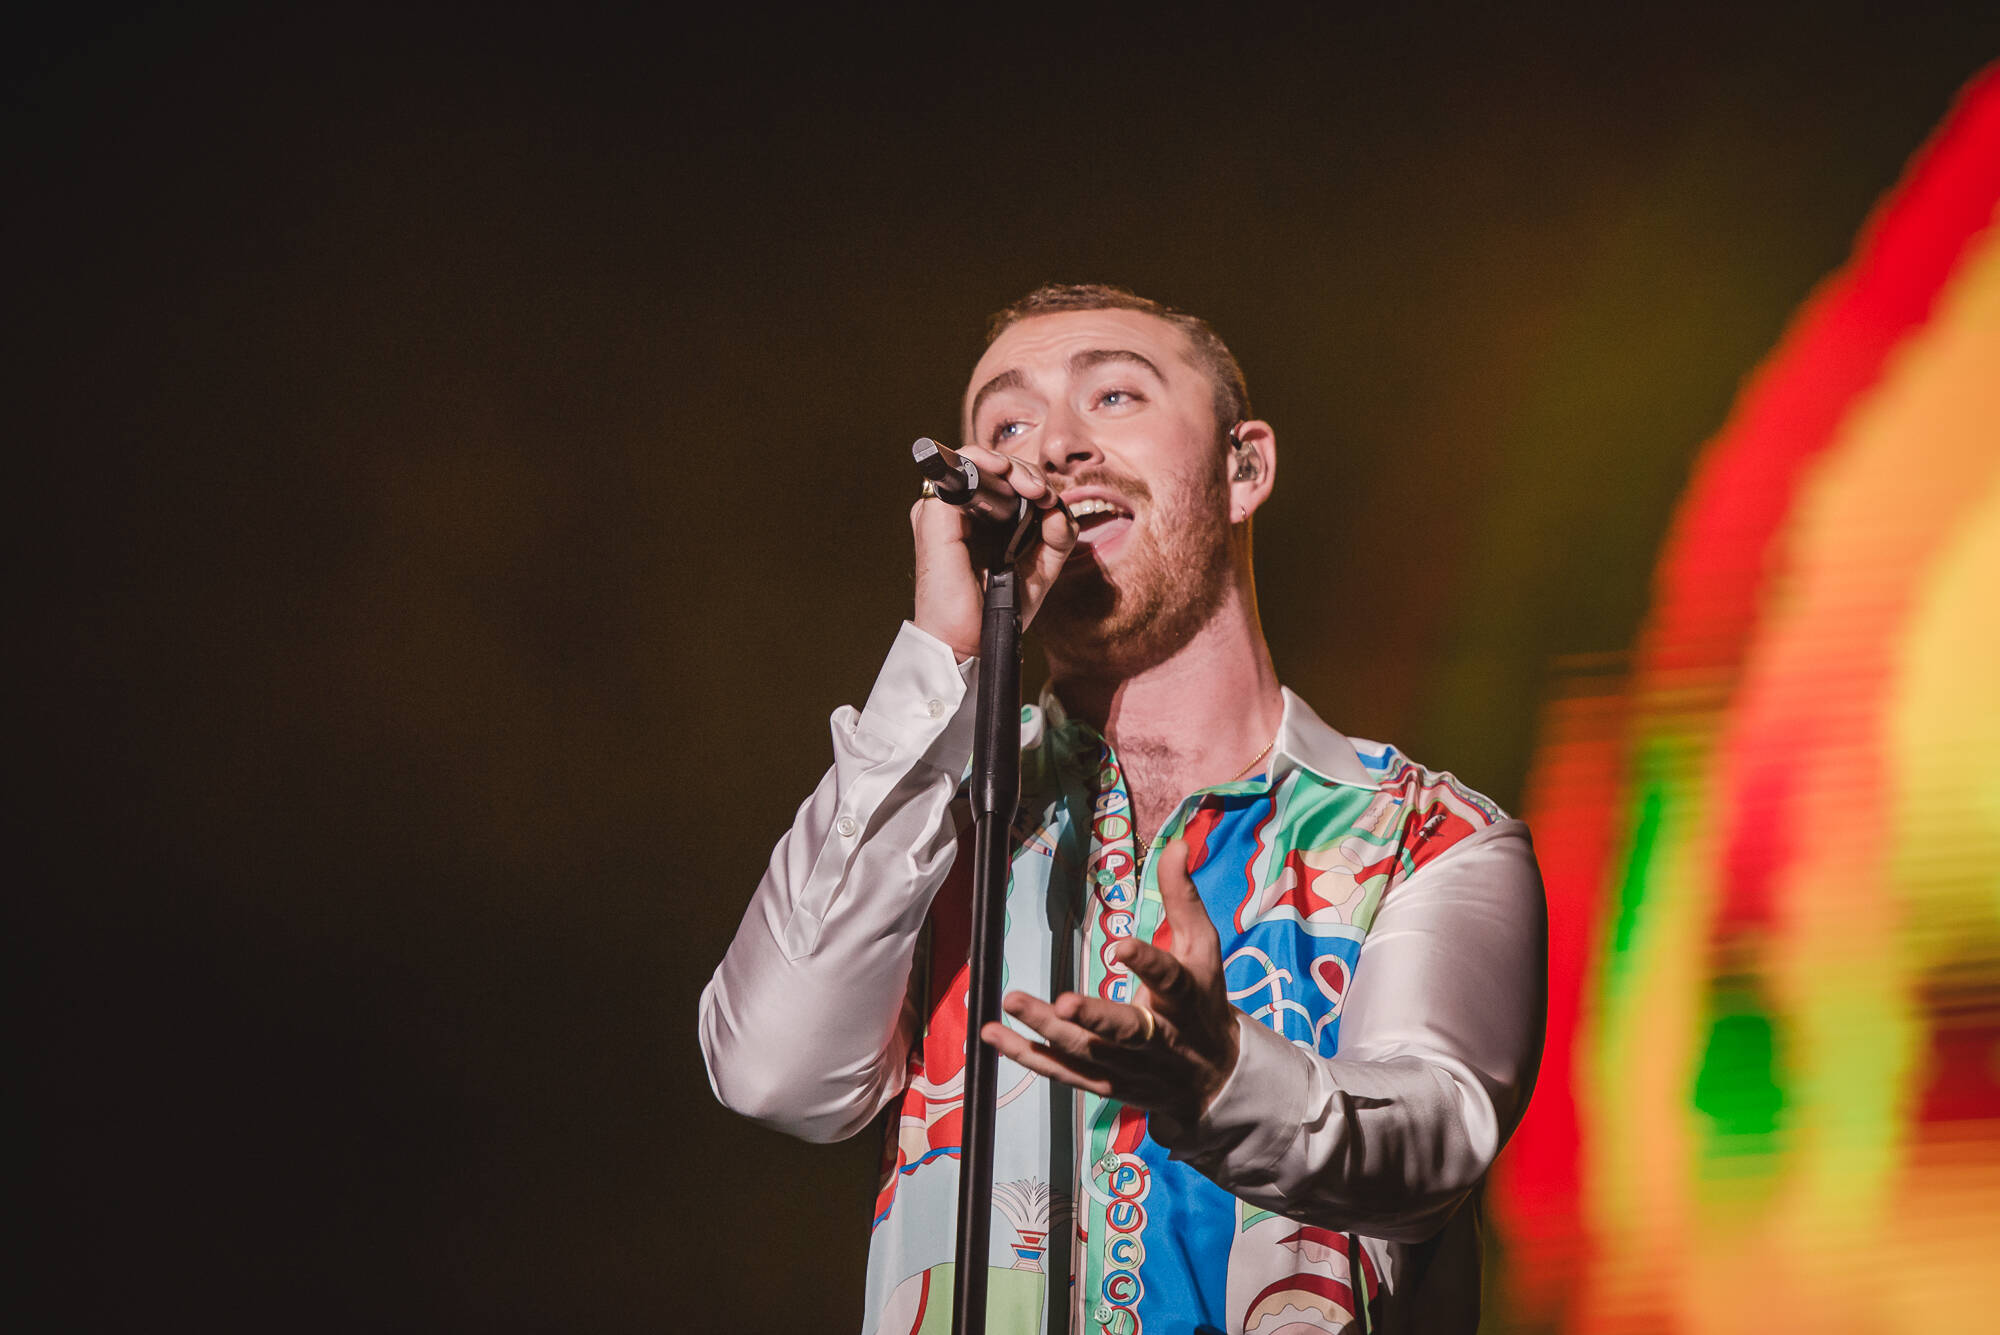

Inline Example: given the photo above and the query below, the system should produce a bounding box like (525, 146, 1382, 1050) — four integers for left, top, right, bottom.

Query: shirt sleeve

(1150, 819, 1548, 1243)
(697, 622, 978, 1143)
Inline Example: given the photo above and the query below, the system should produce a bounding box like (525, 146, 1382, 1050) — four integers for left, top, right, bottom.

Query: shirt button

(926, 697, 946, 719)
(835, 815, 858, 838)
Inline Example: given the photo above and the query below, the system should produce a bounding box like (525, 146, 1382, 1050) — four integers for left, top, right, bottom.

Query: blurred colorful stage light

(1492, 64, 2000, 1335)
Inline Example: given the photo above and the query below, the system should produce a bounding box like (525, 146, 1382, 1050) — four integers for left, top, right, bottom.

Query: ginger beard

(1037, 451, 1234, 676)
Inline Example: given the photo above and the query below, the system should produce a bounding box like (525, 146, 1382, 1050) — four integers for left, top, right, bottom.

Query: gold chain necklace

(1135, 730, 1279, 875)
(1226, 734, 1279, 784)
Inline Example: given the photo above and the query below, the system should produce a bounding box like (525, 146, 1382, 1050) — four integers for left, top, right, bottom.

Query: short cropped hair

(985, 283, 1251, 437)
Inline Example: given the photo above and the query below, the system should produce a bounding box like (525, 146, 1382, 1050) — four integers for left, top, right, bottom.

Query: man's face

(963, 308, 1233, 667)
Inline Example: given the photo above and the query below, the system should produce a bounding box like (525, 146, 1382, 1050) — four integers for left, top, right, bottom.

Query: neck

(1045, 566, 1285, 792)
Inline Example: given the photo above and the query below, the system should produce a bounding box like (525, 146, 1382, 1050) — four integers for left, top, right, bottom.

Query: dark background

(13, 5, 1996, 1329)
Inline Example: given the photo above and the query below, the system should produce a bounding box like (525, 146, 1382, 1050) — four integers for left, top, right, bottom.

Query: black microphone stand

(913, 441, 1037, 1335)
(951, 555, 1019, 1335)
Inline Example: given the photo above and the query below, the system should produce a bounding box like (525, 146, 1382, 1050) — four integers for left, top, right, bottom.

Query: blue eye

(992, 420, 1026, 442)
(1098, 388, 1141, 408)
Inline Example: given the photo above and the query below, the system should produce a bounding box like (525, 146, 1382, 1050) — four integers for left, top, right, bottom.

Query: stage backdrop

(1489, 64, 2000, 1335)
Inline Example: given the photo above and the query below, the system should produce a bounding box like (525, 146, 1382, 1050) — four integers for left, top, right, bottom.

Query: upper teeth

(1068, 498, 1125, 519)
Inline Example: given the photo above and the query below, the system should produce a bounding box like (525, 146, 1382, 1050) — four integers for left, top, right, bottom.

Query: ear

(1226, 419, 1276, 524)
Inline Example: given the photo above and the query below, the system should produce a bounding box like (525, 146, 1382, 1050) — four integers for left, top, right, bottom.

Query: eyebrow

(967, 348, 1168, 428)
(968, 369, 1028, 427)
(1069, 348, 1165, 381)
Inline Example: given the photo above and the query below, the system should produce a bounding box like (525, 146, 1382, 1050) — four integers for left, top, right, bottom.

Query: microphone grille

(911, 437, 953, 480)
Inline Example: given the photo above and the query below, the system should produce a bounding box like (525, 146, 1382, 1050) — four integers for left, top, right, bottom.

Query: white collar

(1272, 686, 1375, 788)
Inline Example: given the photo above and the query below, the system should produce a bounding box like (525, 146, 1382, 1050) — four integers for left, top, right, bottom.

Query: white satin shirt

(700, 623, 1547, 1334)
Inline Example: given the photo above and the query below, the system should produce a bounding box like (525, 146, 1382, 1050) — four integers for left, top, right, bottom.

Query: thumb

(1154, 838, 1221, 972)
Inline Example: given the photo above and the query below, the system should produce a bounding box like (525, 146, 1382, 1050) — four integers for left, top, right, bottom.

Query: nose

(1035, 400, 1101, 476)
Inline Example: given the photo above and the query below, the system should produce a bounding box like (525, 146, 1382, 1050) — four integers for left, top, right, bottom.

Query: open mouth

(1065, 496, 1134, 550)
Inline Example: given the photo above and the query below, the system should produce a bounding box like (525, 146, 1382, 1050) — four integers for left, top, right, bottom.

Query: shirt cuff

(856, 621, 980, 771)
(1151, 1011, 1312, 1187)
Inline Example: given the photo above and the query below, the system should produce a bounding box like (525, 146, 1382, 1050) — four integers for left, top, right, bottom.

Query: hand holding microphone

(912, 437, 1075, 534)
(909, 438, 1078, 661)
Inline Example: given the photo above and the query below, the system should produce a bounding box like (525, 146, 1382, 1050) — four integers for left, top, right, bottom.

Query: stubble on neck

(1042, 539, 1285, 844)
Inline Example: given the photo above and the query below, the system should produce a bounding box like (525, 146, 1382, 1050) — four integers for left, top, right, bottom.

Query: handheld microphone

(912, 438, 1031, 526)
(913, 437, 1072, 565)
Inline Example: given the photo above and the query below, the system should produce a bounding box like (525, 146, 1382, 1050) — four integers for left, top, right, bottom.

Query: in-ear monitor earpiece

(1228, 424, 1258, 482)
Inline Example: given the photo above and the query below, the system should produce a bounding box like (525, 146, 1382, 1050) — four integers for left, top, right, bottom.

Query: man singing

(699, 285, 1547, 1334)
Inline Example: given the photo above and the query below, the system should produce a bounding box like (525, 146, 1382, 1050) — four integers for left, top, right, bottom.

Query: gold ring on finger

(1134, 1004, 1157, 1046)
